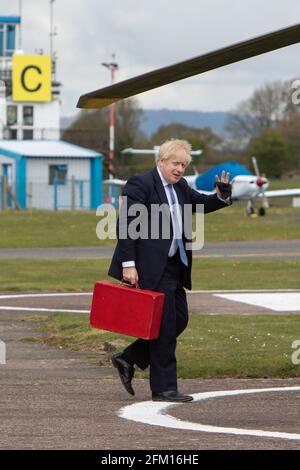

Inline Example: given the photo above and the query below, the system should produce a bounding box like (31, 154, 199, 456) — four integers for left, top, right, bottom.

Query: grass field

(269, 178, 300, 189)
(0, 210, 108, 248)
(23, 312, 300, 379)
(0, 204, 299, 246)
(1, 258, 300, 291)
(0, 196, 299, 248)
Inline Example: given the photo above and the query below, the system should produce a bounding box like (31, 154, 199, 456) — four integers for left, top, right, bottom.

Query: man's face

(158, 151, 190, 184)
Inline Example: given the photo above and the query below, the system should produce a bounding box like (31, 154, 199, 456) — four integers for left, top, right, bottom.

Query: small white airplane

(200, 172, 272, 215)
(104, 150, 300, 216)
(194, 157, 300, 216)
(108, 146, 202, 188)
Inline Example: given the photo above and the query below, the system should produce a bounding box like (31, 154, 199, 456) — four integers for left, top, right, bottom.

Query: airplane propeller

(252, 156, 269, 215)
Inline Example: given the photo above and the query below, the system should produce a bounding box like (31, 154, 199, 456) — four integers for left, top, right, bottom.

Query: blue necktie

(167, 184, 188, 267)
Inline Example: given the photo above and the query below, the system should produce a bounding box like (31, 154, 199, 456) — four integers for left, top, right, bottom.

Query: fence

(0, 175, 107, 210)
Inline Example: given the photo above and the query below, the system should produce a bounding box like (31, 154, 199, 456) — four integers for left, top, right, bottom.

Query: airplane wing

(103, 180, 300, 199)
(104, 176, 199, 188)
(103, 179, 126, 187)
(261, 188, 300, 198)
(183, 175, 197, 188)
(77, 23, 300, 109)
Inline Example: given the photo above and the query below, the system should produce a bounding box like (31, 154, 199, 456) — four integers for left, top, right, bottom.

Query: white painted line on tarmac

(1, 290, 299, 300)
(215, 293, 300, 311)
(0, 306, 89, 313)
(0, 293, 92, 300)
(0, 293, 92, 313)
(119, 387, 300, 441)
(191, 289, 300, 293)
(1, 291, 299, 315)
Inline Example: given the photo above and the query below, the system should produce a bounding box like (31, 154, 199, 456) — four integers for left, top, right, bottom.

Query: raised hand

(215, 171, 232, 199)
(215, 170, 230, 184)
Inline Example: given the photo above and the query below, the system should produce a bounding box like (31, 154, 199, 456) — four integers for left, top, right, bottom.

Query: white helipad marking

(119, 387, 300, 441)
(215, 293, 300, 311)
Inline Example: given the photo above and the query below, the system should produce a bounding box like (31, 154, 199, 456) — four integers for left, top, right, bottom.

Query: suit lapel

(153, 167, 186, 220)
(174, 181, 192, 243)
(153, 167, 169, 205)
(173, 183, 185, 213)
(152, 167, 173, 239)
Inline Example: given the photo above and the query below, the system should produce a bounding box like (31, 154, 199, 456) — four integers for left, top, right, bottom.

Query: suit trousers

(122, 252, 189, 392)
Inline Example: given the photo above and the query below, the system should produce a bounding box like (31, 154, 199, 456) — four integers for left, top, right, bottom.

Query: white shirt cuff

(122, 261, 136, 268)
(216, 192, 231, 205)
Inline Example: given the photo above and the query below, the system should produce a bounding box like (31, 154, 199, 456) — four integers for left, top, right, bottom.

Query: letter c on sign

(21, 65, 42, 92)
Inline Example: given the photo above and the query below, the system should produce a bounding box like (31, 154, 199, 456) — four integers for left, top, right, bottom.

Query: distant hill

(61, 108, 230, 136)
(61, 115, 78, 129)
(140, 109, 230, 136)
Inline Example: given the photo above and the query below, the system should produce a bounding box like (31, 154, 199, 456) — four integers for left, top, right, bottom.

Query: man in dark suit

(108, 139, 232, 402)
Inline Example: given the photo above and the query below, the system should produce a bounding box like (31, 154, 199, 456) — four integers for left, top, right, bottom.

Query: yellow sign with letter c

(12, 55, 51, 102)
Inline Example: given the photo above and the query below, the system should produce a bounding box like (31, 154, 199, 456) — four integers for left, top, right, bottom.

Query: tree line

(63, 79, 300, 179)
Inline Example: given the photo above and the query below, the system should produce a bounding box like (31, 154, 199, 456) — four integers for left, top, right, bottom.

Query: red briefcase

(90, 281, 165, 339)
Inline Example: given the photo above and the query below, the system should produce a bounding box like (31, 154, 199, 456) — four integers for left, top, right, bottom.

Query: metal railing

(0, 175, 105, 211)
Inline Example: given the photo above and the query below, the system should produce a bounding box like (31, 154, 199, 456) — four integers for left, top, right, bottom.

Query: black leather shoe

(152, 391, 193, 402)
(112, 353, 135, 396)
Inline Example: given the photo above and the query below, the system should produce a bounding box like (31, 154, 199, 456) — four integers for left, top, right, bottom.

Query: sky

(2, 0, 300, 117)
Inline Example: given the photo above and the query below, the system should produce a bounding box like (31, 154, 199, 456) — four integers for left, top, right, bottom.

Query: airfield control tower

(0, 15, 61, 141)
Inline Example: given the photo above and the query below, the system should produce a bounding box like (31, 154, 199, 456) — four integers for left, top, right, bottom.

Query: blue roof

(195, 161, 252, 191)
(0, 16, 21, 24)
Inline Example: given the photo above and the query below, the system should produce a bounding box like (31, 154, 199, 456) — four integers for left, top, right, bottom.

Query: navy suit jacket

(108, 167, 230, 290)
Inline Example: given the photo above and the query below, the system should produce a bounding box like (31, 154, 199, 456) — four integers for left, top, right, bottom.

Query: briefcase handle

(120, 278, 140, 289)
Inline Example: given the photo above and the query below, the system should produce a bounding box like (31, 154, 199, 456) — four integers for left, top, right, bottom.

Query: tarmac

(0, 289, 300, 316)
(0, 300, 300, 450)
(1, 239, 300, 259)
(1, 239, 300, 450)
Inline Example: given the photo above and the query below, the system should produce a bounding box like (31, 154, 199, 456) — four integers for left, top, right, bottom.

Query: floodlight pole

(102, 55, 118, 178)
(49, 0, 58, 81)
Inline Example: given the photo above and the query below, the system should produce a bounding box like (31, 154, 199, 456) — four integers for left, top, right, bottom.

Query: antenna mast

(49, 0, 57, 80)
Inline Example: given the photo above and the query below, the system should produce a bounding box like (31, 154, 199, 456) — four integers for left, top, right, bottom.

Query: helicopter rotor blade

(77, 23, 300, 109)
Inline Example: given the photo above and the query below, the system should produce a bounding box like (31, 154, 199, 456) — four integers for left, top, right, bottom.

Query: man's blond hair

(155, 139, 192, 164)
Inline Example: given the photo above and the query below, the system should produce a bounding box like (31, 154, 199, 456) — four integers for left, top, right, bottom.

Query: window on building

(7, 128, 17, 140)
(6, 25, 16, 56)
(0, 25, 4, 56)
(49, 165, 68, 185)
(0, 80, 6, 99)
(23, 129, 33, 140)
(23, 106, 34, 126)
(0, 23, 16, 57)
(7, 105, 17, 126)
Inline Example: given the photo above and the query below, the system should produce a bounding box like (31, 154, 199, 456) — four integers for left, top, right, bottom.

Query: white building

(0, 15, 61, 141)
(0, 14, 104, 210)
(0, 140, 103, 210)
